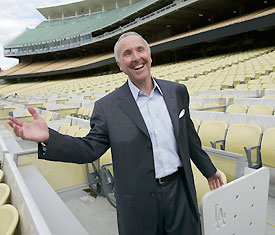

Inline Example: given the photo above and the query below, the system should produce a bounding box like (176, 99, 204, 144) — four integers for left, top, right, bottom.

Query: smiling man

(7, 32, 223, 235)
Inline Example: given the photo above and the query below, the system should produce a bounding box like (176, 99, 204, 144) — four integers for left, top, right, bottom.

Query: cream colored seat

(75, 128, 90, 137)
(58, 122, 71, 135)
(191, 162, 227, 211)
(0, 204, 19, 235)
(198, 121, 227, 148)
(226, 104, 247, 114)
(260, 127, 275, 168)
(42, 111, 53, 121)
(189, 103, 202, 110)
(0, 183, 10, 206)
(247, 105, 273, 115)
(66, 125, 80, 137)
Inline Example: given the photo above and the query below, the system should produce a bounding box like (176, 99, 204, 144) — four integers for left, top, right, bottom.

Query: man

(7, 32, 223, 235)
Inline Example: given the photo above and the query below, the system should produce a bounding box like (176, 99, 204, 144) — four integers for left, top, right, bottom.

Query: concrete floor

(58, 185, 275, 235)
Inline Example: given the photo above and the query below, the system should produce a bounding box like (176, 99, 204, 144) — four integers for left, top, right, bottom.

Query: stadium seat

(191, 118, 200, 132)
(42, 111, 53, 121)
(189, 103, 202, 110)
(58, 122, 71, 135)
(260, 127, 275, 168)
(75, 128, 90, 137)
(0, 183, 10, 206)
(191, 162, 227, 210)
(247, 105, 274, 115)
(226, 104, 247, 114)
(222, 123, 262, 168)
(66, 125, 80, 137)
(198, 121, 227, 148)
(0, 204, 19, 235)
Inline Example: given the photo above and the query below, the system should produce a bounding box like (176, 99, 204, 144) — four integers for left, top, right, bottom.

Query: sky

(0, 0, 79, 71)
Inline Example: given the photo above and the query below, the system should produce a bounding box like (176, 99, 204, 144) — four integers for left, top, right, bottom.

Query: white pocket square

(179, 109, 185, 118)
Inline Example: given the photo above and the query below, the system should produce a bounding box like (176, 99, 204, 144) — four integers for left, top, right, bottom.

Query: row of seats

(0, 169, 19, 235)
(191, 119, 275, 173)
(190, 103, 275, 115)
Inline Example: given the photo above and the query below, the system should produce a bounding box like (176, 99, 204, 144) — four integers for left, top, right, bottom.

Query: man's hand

(7, 106, 49, 143)
(207, 171, 224, 190)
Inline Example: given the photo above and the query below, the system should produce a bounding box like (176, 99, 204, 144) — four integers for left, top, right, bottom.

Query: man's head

(114, 32, 152, 85)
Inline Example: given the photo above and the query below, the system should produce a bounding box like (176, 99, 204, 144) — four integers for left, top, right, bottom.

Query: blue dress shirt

(128, 78, 182, 178)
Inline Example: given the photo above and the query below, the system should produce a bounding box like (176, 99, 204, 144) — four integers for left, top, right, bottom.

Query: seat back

(0, 204, 19, 235)
(190, 103, 202, 110)
(58, 122, 70, 134)
(191, 162, 227, 211)
(198, 121, 227, 148)
(0, 183, 10, 206)
(226, 104, 247, 114)
(261, 127, 275, 167)
(42, 111, 53, 121)
(225, 123, 261, 162)
(66, 125, 80, 137)
(247, 105, 273, 115)
(75, 128, 90, 137)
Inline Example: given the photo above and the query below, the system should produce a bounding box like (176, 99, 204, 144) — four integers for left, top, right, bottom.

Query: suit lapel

(156, 79, 180, 141)
(117, 82, 150, 138)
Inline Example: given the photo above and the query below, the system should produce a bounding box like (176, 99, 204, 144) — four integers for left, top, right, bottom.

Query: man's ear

(117, 62, 123, 71)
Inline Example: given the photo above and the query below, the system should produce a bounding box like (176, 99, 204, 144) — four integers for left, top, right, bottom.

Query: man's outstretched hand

(7, 106, 49, 143)
(207, 171, 224, 190)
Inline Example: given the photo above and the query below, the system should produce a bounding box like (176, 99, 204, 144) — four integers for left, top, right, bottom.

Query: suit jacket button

(151, 192, 156, 197)
(146, 145, 152, 150)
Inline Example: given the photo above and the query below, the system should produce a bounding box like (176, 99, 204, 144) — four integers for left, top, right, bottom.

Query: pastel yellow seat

(42, 111, 53, 121)
(190, 103, 202, 110)
(0, 183, 10, 206)
(261, 127, 275, 168)
(247, 105, 273, 115)
(192, 162, 227, 211)
(225, 123, 262, 165)
(198, 121, 227, 148)
(0, 204, 19, 235)
(58, 122, 70, 135)
(191, 118, 200, 132)
(226, 104, 247, 114)
(75, 128, 90, 137)
(66, 125, 80, 137)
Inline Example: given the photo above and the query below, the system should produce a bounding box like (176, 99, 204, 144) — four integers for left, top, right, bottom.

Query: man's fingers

(7, 116, 23, 127)
(27, 106, 40, 120)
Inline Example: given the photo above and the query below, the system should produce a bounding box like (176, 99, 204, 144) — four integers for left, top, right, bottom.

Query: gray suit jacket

(40, 78, 216, 235)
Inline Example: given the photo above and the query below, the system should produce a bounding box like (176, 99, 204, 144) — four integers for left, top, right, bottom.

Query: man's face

(117, 35, 152, 84)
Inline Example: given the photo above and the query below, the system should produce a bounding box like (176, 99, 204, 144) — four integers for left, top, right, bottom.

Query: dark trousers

(156, 170, 201, 235)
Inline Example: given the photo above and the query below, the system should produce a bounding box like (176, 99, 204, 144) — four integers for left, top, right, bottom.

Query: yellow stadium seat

(225, 123, 262, 168)
(42, 111, 53, 121)
(198, 121, 227, 148)
(226, 104, 247, 114)
(75, 128, 90, 137)
(58, 122, 71, 135)
(0, 204, 19, 235)
(247, 105, 273, 115)
(191, 162, 227, 211)
(260, 127, 275, 168)
(190, 103, 202, 110)
(66, 125, 80, 137)
(0, 183, 10, 206)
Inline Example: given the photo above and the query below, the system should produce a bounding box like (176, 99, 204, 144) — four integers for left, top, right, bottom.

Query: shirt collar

(128, 77, 163, 101)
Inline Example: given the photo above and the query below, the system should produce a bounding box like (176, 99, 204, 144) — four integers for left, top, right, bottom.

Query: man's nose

(131, 50, 140, 61)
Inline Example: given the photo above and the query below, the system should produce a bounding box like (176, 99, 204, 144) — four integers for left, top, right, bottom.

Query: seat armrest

(210, 139, 225, 150)
(244, 145, 262, 169)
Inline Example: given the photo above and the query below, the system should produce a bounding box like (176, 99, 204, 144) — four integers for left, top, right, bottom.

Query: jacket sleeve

(38, 101, 110, 164)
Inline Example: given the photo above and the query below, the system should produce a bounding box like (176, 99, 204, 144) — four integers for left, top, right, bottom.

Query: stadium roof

(37, 0, 137, 19)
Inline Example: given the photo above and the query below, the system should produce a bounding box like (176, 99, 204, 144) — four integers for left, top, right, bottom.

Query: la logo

(215, 204, 226, 228)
